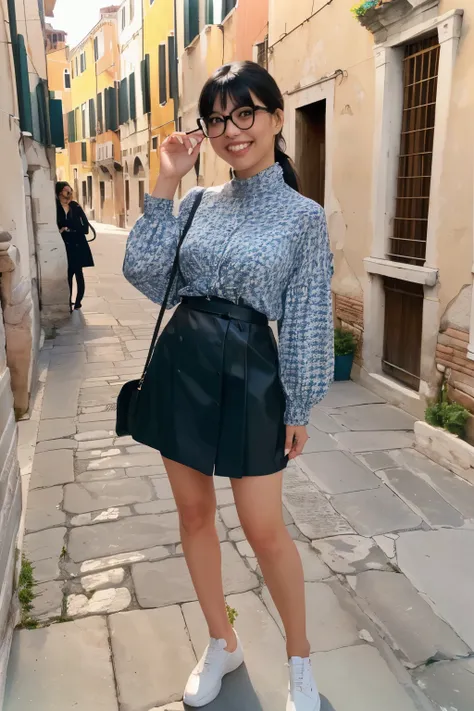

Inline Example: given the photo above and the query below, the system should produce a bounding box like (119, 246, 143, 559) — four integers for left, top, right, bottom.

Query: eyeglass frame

(197, 105, 271, 138)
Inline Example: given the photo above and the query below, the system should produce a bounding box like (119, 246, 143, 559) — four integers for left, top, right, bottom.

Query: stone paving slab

(312, 535, 390, 575)
(301, 450, 381, 494)
(109, 606, 196, 711)
(312, 644, 420, 711)
(310, 407, 345, 433)
(25, 486, 66, 533)
(319, 382, 385, 409)
(184, 591, 288, 711)
(381, 467, 465, 527)
(85, 452, 163, 470)
(4, 617, 118, 711)
(396, 529, 474, 649)
(353, 571, 471, 666)
(331, 486, 422, 536)
(63, 478, 154, 514)
(76, 467, 127, 483)
(357, 451, 397, 472)
(30, 449, 74, 489)
(334, 430, 414, 453)
(392, 448, 474, 519)
(37, 418, 76, 441)
(41, 378, 82, 419)
(294, 540, 332, 581)
(31, 580, 63, 621)
(304, 426, 339, 453)
(414, 658, 474, 711)
(23, 527, 66, 583)
(68, 513, 181, 562)
(132, 543, 258, 607)
(331, 405, 415, 432)
(35, 439, 78, 453)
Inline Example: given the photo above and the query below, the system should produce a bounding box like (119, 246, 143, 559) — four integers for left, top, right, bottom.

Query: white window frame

(81, 102, 89, 139)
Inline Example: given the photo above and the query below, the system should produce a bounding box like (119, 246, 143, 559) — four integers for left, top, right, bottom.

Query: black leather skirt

(132, 296, 288, 478)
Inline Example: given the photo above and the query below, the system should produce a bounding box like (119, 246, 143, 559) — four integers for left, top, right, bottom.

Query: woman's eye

(238, 109, 253, 118)
(209, 117, 224, 125)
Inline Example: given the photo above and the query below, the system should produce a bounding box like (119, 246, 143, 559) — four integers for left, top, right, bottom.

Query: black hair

(199, 61, 300, 193)
(55, 181, 71, 197)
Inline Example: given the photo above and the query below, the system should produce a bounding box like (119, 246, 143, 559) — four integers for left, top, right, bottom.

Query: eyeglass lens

(201, 107, 256, 138)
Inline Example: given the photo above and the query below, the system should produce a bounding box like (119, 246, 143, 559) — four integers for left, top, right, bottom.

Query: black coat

(56, 200, 95, 270)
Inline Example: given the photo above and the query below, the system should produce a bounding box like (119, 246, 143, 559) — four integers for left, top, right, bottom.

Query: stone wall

(0, 313, 22, 704)
(435, 327, 474, 412)
(335, 293, 364, 363)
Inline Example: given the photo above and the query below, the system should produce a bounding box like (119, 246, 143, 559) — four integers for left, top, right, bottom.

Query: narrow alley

(5, 225, 474, 711)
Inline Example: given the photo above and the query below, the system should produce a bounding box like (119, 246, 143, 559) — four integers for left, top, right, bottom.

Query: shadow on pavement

(182, 665, 335, 711)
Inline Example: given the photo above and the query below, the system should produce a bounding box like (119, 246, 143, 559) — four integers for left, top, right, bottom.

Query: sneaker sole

(183, 651, 244, 708)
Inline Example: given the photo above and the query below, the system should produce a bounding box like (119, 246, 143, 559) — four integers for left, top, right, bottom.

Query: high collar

(228, 163, 284, 196)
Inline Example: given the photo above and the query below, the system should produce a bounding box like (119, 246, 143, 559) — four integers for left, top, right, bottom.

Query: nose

(224, 118, 241, 139)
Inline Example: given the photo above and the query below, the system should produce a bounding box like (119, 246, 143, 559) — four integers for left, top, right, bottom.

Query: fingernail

(189, 137, 197, 149)
(176, 135, 184, 144)
(284, 449, 290, 456)
(187, 147, 193, 155)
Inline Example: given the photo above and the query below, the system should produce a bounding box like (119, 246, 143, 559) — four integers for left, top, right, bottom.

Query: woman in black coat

(56, 182, 94, 311)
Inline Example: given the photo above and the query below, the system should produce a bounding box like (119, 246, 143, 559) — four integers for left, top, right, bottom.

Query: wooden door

(295, 100, 326, 206)
(382, 277, 423, 390)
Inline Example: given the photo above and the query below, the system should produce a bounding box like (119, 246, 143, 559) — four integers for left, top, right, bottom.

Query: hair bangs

(199, 68, 255, 118)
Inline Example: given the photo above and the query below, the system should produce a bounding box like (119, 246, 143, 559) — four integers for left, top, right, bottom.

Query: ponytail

(275, 134, 301, 193)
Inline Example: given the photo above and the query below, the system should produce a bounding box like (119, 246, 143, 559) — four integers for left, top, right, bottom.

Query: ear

(273, 109, 284, 135)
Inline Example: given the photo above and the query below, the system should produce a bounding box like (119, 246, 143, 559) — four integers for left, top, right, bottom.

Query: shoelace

(196, 639, 226, 674)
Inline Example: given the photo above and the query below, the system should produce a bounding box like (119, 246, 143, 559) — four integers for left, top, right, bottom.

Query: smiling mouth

(227, 143, 252, 154)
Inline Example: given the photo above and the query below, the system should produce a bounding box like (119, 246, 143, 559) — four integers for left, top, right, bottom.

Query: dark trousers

(68, 267, 85, 308)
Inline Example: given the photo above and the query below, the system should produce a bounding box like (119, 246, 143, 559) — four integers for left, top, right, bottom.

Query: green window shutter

(140, 55, 151, 114)
(89, 98, 96, 137)
(129, 72, 136, 120)
(119, 77, 129, 124)
(184, 0, 199, 47)
(97, 92, 103, 133)
(105, 86, 118, 131)
(36, 80, 51, 145)
(222, 0, 236, 17)
(159, 44, 167, 105)
(168, 35, 178, 102)
(49, 98, 65, 148)
(16, 35, 33, 134)
(205, 0, 213, 24)
(67, 110, 76, 142)
(81, 141, 87, 161)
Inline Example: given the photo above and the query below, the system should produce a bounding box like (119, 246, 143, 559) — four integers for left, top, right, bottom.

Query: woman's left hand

(285, 425, 309, 460)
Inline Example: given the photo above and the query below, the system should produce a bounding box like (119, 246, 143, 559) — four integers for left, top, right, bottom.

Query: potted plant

(334, 328, 357, 381)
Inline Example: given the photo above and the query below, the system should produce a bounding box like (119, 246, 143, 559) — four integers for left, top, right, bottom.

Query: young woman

(123, 61, 333, 711)
(56, 182, 94, 311)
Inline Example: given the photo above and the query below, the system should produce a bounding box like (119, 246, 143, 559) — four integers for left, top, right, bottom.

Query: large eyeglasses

(197, 105, 270, 138)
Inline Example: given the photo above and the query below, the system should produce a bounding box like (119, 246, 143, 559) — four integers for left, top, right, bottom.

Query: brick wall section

(335, 293, 364, 362)
(436, 328, 474, 412)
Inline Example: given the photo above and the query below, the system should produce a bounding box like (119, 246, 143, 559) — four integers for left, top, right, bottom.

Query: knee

(179, 500, 215, 536)
(245, 522, 287, 559)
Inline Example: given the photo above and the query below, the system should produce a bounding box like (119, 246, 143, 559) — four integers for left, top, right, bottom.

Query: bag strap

(138, 189, 204, 390)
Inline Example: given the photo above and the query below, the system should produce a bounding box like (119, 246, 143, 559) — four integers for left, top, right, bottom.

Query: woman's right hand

(159, 131, 205, 182)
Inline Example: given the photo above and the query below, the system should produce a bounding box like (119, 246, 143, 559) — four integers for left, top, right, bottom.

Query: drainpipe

(173, 0, 179, 130)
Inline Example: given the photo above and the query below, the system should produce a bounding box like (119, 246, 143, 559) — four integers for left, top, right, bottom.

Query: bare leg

(232, 471, 310, 658)
(163, 457, 236, 650)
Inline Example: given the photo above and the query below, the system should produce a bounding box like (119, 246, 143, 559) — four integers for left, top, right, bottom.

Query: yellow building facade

(46, 29, 71, 182)
(143, 0, 177, 191)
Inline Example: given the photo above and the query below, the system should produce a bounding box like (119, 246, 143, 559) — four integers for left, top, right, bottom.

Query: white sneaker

(286, 657, 321, 711)
(183, 634, 244, 707)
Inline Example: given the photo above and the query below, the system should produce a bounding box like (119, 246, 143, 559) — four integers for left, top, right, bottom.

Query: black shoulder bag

(116, 190, 204, 437)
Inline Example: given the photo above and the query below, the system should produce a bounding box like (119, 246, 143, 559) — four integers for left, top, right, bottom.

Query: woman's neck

(233, 153, 276, 181)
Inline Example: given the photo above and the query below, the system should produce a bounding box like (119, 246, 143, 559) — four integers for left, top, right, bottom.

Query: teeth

(228, 143, 250, 153)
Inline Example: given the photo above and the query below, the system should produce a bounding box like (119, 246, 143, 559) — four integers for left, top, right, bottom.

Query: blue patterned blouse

(123, 163, 334, 425)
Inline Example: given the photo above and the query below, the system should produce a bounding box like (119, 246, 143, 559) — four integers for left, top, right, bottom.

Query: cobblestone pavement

(5, 224, 474, 711)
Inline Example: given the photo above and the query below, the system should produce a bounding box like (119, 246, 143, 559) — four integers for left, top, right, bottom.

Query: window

(94, 31, 105, 61)
(119, 78, 130, 125)
(89, 98, 96, 138)
(67, 110, 76, 142)
(81, 102, 88, 138)
(130, 0, 134, 23)
(104, 86, 118, 131)
(81, 142, 87, 162)
(205, 0, 214, 24)
(159, 44, 167, 105)
(255, 37, 268, 70)
(87, 175, 93, 208)
(139, 180, 145, 213)
(94, 37, 99, 61)
(97, 92, 103, 133)
(80, 51, 86, 73)
(75, 56, 79, 76)
(168, 35, 178, 102)
(389, 36, 440, 266)
(184, 0, 199, 47)
(64, 69, 71, 89)
(121, 7, 126, 29)
(129, 72, 136, 120)
(125, 179, 130, 211)
(221, 0, 236, 18)
(75, 107, 81, 139)
(100, 181, 105, 210)
(82, 180, 87, 204)
(140, 54, 151, 114)
(152, 136, 158, 150)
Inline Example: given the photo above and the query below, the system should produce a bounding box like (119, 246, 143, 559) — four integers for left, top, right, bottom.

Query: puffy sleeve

(279, 206, 334, 426)
(123, 187, 202, 306)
